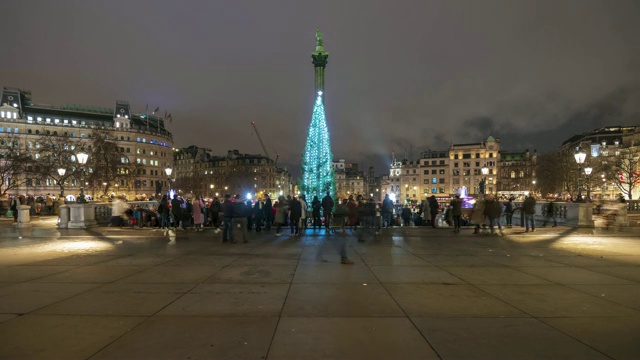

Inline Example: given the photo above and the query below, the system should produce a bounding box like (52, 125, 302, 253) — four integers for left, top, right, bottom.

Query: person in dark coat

(522, 194, 537, 232)
(381, 194, 393, 228)
(503, 197, 514, 228)
(450, 195, 463, 233)
(288, 196, 302, 236)
(401, 205, 412, 227)
(321, 192, 334, 231)
(254, 196, 265, 232)
(232, 195, 248, 243)
(483, 194, 503, 234)
(542, 199, 557, 227)
(170, 195, 183, 229)
(222, 194, 234, 242)
(311, 195, 322, 230)
(263, 194, 273, 231)
(428, 195, 439, 228)
(209, 197, 222, 233)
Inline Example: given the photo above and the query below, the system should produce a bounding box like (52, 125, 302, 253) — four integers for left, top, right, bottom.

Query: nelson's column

(302, 28, 336, 202)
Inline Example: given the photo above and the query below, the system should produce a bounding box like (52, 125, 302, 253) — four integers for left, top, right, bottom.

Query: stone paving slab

(412, 317, 610, 360)
(0, 224, 639, 359)
(0, 314, 145, 360)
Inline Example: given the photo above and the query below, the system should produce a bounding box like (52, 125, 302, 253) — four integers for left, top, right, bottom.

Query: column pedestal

(58, 205, 70, 229)
(577, 203, 594, 227)
(68, 203, 97, 228)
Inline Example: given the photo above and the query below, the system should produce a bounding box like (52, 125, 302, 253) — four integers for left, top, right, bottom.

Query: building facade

(173, 148, 293, 199)
(497, 149, 537, 198)
(0, 87, 173, 199)
(449, 136, 500, 196)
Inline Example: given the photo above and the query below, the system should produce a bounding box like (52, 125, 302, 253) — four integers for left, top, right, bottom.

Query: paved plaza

(0, 218, 639, 359)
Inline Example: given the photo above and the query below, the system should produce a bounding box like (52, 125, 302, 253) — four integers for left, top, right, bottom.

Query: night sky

(2, 1, 639, 176)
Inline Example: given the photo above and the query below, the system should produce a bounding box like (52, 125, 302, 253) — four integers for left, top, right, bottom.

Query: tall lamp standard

(574, 148, 586, 201)
(76, 150, 89, 204)
(480, 165, 489, 195)
(584, 167, 593, 201)
(57, 168, 66, 199)
(165, 168, 173, 195)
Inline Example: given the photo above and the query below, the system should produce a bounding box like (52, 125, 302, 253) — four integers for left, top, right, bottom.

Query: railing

(93, 201, 158, 225)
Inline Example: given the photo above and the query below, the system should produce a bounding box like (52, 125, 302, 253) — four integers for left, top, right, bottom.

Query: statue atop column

(316, 28, 323, 48)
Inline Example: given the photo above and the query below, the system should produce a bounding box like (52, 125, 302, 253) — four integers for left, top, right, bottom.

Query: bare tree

(32, 131, 82, 198)
(536, 150, 570, 198)
(86, 129, 140, 198)
(0, 133, 34, 197)
(599, 143, 640, 200)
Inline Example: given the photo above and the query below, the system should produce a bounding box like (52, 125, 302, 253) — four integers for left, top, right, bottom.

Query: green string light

(302, 92, 335, 202)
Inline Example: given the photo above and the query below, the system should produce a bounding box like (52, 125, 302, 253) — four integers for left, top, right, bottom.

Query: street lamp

(584, 167, 593, 201)
(76, 150, 89, 203)
(57, 168, 66, 199)
(574, 147, 586, 201)
(532, 180, 536, 197)
(480, 165, 489, 195)
(165, 168, 173, 195)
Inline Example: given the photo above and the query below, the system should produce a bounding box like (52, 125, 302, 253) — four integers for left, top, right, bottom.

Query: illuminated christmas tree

(302, 91, 335, 202)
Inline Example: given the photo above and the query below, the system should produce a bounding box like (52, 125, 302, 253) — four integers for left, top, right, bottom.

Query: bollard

(58, 205, 70, 228)
(17, 205, 31, 228)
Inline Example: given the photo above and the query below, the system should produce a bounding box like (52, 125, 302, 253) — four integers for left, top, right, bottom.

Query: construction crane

(251, 121, 272, 161)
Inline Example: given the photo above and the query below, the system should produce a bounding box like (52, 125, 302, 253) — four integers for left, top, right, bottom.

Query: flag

(168, 113, 172, 123)
(153, 107, 159, 114)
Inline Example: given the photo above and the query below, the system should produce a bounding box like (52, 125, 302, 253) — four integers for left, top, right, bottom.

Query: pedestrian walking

(483, 194, 503, 234)
(471, 196, 486, 234)
(222, 194, 234, 242)
(209, 197, 222, 234)
(264, 194, 273, 231)
(311, 195, 322, 230)
(274, 196, 288, 236)
(289, 195, 302, 236)
(299, 194, 308, 231)
(428, 195, 439, 228)
(381, 194, 393, 228)
(170, 195, 183, 230)
(192, 195, 205, 231)
(321, 192, 334, 231)
(523, 194, 537, 232)
(232, 194, 248, 243)
(254, 196, 265, 232)
(542, 199, 557, 227)
(450, 195, 462, 233)
(504, 197, 514, 228)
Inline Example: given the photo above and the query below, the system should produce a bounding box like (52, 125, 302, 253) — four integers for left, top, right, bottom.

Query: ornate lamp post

(480, 165, 489, 195)
(165, 168, 173, 195)
(57, 168, 66, 199)
(532, 180, 536, 197)
(584, 167, 593, 201)
(574, 148, 586, 201)
(76, 150, 89, 203)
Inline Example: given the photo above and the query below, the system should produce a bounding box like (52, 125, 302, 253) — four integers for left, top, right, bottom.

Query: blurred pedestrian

(192, 195, 205, 231)
(450, 195, 462, 233)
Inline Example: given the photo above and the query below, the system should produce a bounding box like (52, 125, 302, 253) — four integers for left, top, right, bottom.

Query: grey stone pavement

(0, 217, 639, 359)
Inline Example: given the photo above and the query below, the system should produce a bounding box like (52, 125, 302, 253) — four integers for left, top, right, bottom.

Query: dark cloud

(1, 0, 639, 178)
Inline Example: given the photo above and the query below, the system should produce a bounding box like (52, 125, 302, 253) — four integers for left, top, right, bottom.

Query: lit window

(46, 118, 51, 123)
